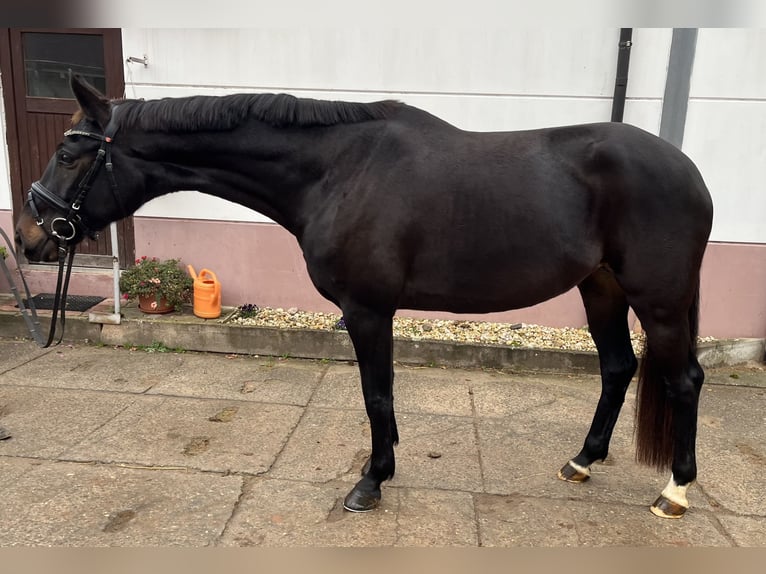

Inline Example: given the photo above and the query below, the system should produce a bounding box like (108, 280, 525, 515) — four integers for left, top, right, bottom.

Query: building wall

(0, 71, 13, 292)
(119, 28, 649, 329)
(122, 28, 672, 223)
(682, 29, 766, 244)
(118, 28, 765, 337)
(0, 66, 12, 212)
(682, 29, 766, 337)
(2, 29, 765, 338)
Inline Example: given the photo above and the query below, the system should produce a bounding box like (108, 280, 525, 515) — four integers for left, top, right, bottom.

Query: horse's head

(15, 75, 134, 262)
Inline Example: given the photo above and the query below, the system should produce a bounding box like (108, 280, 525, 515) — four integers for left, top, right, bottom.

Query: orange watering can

(187, 265, 221, 319)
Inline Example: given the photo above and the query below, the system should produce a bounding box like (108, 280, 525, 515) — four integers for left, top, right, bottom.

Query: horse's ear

(70, 73, 110, 130)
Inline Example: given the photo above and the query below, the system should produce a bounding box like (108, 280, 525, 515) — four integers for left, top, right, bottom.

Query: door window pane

(23, 32, 105, 98)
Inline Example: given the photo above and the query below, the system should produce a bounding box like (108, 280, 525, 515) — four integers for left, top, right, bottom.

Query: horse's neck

(136, 125, 334, 235)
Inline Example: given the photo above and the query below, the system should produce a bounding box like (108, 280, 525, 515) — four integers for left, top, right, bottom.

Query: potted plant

(119, 256, 193, 313)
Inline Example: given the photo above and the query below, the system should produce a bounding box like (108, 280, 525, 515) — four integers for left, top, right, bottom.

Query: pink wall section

(134, 217, 766, 339)
(134, 217, 588, 327)
(699, 243, 766, 338)
(135, 218, 335, 312)
(2, 211, 763, 339)
(0, 210, 13, 292)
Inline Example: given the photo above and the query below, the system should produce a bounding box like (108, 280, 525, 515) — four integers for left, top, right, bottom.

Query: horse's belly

(399, 258, 594, 314)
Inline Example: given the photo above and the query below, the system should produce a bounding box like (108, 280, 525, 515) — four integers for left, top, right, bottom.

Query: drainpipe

(659, 28, 698, 148)
(611, 28, 633, 122)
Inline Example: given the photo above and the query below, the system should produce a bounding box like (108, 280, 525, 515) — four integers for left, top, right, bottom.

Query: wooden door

(0, 28, 134, 267)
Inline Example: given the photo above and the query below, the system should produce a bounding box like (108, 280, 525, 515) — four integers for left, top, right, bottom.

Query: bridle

(27, 109, 122, 245)
(18, 106, 122, 347)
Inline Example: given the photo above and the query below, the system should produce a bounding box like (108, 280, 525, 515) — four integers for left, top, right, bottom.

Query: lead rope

(0, 226, 75, 348)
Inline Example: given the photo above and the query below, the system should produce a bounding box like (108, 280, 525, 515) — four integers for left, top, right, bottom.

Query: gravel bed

(227, 306, 685, 353)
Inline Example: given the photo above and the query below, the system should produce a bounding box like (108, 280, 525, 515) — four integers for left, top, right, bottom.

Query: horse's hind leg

(559, 268, 638, 482)
(648, 351, 704, 518)
(340, 303, 397, 512)
(611, 261, 703, 519)
(632, 305, 703, 519)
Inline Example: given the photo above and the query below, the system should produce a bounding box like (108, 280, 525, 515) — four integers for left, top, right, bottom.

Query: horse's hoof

(650, 495, 688, 519)
(558, 460, 590, 483)
(0, 426, 11, 441)
(343, 492, 380, 512)
(343, 480, 381, 513)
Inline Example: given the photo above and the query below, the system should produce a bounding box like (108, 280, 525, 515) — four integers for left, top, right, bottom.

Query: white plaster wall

(122, 27, 673, 130)
(0, 74, 13, 211)
(623, 28, 673, 134)
(130, 84, 624, 222)
(690, 29, 766, 100)
(6, 28, 762, 244)
(122, 28, 764, 244)
(123, 29, 621, 97)
(682, 28, 766, 244)
(122, 28, 639, 222)
(624, 29, 673, 100)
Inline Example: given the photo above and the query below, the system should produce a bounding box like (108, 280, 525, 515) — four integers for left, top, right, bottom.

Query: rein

(0, 227, 73, 347)
(8, 109, 121, 348)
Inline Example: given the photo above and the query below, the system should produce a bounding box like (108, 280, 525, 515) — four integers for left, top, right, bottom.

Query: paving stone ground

(0, 339, 764, 547)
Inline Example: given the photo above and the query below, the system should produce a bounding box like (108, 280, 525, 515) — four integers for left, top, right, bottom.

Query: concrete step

(0, 294, 763, 373)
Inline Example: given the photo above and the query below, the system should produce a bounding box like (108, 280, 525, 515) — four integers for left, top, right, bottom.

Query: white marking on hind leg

(559, 459, 592, 483)
(650, 474, 692, 518)
(568, 460, 591, 478)
(660, 474, 690, 508)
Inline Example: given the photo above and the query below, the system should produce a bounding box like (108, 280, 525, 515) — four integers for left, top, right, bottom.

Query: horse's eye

(59, 152, 74, 166)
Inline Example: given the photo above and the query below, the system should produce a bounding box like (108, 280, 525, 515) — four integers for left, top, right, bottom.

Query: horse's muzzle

(14, 217, 59, 263)
(28, 239, 61, 263)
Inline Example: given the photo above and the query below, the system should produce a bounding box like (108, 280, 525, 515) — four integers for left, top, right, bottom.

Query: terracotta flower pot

(138, 294, 174, 314)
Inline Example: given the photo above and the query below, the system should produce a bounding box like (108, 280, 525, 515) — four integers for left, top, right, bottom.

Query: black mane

(117, 92, 401, 132)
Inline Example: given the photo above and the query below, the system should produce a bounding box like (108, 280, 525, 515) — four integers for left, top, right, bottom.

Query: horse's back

(302, 111, 713, 314)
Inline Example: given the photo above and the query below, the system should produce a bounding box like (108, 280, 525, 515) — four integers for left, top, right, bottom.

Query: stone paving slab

(314, 364, 475, 417)
(0, 461, 242, 546)
(146, 353, 324, 406)
(269, 405, 484, 493)
(268, 407, 371, 483)
(387, 412, 482, 492)
(0, 345, 184, 393)
(475, 494, 731, 547)
(62, 395, 304, 474)
(219, 477, 400, 547)
(0, 338, 764, 547)
(0, 387, 136, 458)
(394, 488, 479, 546)
(0, 340, 53, 374)
(706, 364, 766, 388)
(716, 516, 766, 547)
(220, 478, 479, 547)
(475, 416, 672, 509)
(0, 457, 43, 492)
(695, 384, 766, 516)
(469, 372, 594, 418)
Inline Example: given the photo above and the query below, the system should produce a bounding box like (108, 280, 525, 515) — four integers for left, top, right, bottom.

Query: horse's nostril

(14, 229, 22, 245)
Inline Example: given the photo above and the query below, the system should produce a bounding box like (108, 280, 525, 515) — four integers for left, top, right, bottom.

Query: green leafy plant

(125, 341, 186, 353)
(119, 256, 193, 311)
(237, 303, 259, 319)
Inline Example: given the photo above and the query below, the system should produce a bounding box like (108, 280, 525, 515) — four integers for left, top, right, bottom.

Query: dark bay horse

(15, 76, 713, 519)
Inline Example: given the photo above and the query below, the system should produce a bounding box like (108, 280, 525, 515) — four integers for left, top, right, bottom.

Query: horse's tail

(634, 279, 700, 470)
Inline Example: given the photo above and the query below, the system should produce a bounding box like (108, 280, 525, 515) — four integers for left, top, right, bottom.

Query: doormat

(20, 294, 105, 312)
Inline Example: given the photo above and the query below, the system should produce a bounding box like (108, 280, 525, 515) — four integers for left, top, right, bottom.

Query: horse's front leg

(341, 304, 396, 512)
